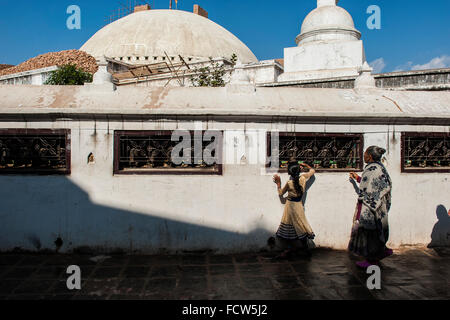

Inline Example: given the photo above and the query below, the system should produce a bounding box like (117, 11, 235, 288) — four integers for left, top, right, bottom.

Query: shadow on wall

(303, 175, 316, 207)
(428, 204, 450, 249)
(0, 176, 273, 254)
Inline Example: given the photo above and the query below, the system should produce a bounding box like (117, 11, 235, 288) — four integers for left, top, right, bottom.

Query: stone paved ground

(0, 246, 448, 300)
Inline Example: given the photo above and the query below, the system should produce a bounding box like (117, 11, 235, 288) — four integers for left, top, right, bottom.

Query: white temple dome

(80, 9, 258, 64)
(296, 2, 361, 45)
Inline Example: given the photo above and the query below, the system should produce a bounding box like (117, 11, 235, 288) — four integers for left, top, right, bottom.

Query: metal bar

(164, 51, 183, 86)
(179, 55, 191, 70)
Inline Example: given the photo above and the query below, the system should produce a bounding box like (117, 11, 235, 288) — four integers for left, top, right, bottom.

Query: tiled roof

(0, 50, 98, 76)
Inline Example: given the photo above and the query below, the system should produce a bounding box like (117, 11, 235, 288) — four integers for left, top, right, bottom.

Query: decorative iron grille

(267, 133, 363, 172)
(0, 129, 70, 174)
(402, 133, 450, 173)
(114, 131, 222, 175)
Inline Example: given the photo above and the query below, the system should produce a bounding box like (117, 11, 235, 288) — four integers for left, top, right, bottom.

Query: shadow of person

(302, 175, 316, 207)
(300, 174, 317, 250)
(428, 204, 450, 255)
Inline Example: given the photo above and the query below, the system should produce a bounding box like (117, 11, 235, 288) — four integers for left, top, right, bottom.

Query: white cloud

(393, 61, 413, 72)
(369, 57, 386, 73)
(394, 55, 450, 72)
(411, 55, 450, 70)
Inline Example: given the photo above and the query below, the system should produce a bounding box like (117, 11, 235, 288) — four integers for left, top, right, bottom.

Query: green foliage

(190, 54, 238, 87)
(45, 64, 93, 85)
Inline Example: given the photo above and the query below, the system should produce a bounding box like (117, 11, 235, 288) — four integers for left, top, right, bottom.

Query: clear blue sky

(1, 0, 449, 72)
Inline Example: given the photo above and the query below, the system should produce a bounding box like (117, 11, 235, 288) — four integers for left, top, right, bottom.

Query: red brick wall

(193, 4, 208, 18)
(134, 4, 151, 13)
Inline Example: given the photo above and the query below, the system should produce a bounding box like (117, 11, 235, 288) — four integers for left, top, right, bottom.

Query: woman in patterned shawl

(273, 162, 316, 258)
(349, 146, 393, 268)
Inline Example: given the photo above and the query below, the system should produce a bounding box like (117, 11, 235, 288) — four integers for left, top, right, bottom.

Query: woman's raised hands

(349, 172, 360, 181)
(273, 174, 281, 186)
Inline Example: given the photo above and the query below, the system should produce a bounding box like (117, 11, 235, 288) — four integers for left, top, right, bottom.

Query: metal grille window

(0, 129, 70, 175)
(267, 133, 363, 172)
(114, 131, 222, 175)
(402, 132, 450, 173)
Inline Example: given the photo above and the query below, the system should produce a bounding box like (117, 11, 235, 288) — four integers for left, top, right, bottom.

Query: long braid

(288, 162, 304, 198)
(292, 173, 303, 197)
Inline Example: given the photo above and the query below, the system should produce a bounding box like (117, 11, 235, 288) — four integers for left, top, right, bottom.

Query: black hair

(366, 146, 386, 162)
(288, 162, 303, 196)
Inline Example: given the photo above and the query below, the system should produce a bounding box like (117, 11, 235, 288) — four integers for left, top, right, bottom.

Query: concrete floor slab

(0, 246, 448, 300)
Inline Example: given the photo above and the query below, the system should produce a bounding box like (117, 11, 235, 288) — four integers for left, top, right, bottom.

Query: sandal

(381, 248, 394, 259)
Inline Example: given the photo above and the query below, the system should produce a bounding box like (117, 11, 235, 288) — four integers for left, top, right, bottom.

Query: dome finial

(317, 0, 339, 7)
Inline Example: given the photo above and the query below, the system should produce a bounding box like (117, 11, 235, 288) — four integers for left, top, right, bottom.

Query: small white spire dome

(317, 0, 339, 7)
(296, 0, 361, 45)
(355, 62, 376, 90)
